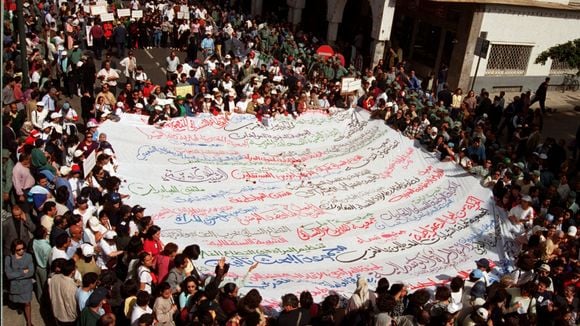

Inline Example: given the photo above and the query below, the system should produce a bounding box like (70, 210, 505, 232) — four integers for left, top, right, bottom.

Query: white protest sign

(131, 10, 143, 18)
(100, 13, 114, 22)
(90, 5, 107, 16)
(83, 150, 97, 177)
(117, 9, 131, 17)
(341, 77, 361, 94)
(100, 110, 516, 309)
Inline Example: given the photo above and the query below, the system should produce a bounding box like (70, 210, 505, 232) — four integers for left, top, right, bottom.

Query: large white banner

(100, 109, 516, 307)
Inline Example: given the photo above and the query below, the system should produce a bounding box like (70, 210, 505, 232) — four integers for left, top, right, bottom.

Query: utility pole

(16, 0, 30, 88)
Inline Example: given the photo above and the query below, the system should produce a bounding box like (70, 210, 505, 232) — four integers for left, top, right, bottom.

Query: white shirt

(235, 99, 249, 113)
(97, 68, 120, 87)
(166, 56, 180, 73)
(138, 266, 153, 294)
(509, 205, 534, 225)
(31, 70, 41, 84)
(135, 71, 148, 84)
(50, 247, 70, 263)
(98, 239, 117, 269)
(31, 108, 49, 129)
(131, 304, 153, 326)
(120, 56, 137, 78)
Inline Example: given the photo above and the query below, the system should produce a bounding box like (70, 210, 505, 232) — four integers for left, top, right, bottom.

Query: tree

(535, 39, 580, 75)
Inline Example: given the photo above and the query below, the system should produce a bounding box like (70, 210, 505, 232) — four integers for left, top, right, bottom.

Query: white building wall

(536, 0, 570, 4)
(471, 5, 580, 77)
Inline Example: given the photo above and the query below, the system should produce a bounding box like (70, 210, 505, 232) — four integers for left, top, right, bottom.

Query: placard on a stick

(175, 85, 194, 97)
(117, 9, 131, 17)
(132, 10, 143, 18)
(340, 77, 361, 94)
(90, 5, 107, 16)
(83, 150, 97, 178)
(100, 13, 115, 22)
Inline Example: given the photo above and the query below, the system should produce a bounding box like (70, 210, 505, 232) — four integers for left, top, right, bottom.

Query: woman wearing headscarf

(346, 277, 377, 325)
(30, 146, 57, 176)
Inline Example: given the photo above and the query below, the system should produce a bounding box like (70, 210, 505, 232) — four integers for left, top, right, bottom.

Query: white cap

(88, 216, 107, 234)
(59, 165, 71, 176)
(116, 101, 124, 108)
(103, 148, 114, 156)
(521, 195, 532, 202)
(53, 124, 63, 134)
(154, 105, 163, 111)
(50, 112, 62, 119)
(531, 225, 547, 234)
(431, 126, 438, 133)
(476, 307, 488, 320)
(103, 230, 118, 240)
(538, 264, 551, 272)
(36, 101, 45, 106)
(74, 149, 84, 158)
(61, 51, 68, 56)
(135, 103, 144, 109)
(539, 153, 548, 160)
(271, 89, 277, 95)
(102, 110, 111, 118)
(87, 120, 99, 128)
(81, 243, 94, 257)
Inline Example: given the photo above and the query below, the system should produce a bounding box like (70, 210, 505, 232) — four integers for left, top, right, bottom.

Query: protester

(2, 1, 579, 326)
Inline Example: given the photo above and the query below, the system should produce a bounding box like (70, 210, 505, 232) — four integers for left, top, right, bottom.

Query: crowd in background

(2, 0, 580, 325)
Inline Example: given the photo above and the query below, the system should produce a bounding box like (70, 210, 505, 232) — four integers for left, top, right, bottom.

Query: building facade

(246, 0, 580, 92)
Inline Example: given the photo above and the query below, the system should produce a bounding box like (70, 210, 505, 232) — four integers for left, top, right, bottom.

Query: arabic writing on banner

(100, 109, 517, 307)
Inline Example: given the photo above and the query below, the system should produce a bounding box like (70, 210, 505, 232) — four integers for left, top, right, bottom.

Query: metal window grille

(485, 44, 533, 76)
(549, 58, 576, 75)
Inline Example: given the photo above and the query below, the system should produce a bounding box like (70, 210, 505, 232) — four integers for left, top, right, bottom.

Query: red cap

(251, 93, 259, 100)
(25, 137, 35, 145)
(71, 164, 81, 173)
(30, 130, 41, 138)
(166, 80, 174, 86)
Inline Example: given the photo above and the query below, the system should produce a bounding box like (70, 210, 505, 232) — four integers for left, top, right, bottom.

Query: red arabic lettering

(388, 168, 445, 202)
(228, 191, 293, 203)
(381, 148, 414, 178)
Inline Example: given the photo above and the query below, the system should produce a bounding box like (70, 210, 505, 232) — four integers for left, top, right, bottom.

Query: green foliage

(535, 39, 580, 75)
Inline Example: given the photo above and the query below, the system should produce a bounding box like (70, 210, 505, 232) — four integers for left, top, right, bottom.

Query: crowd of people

(2, 0, 580, 325)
